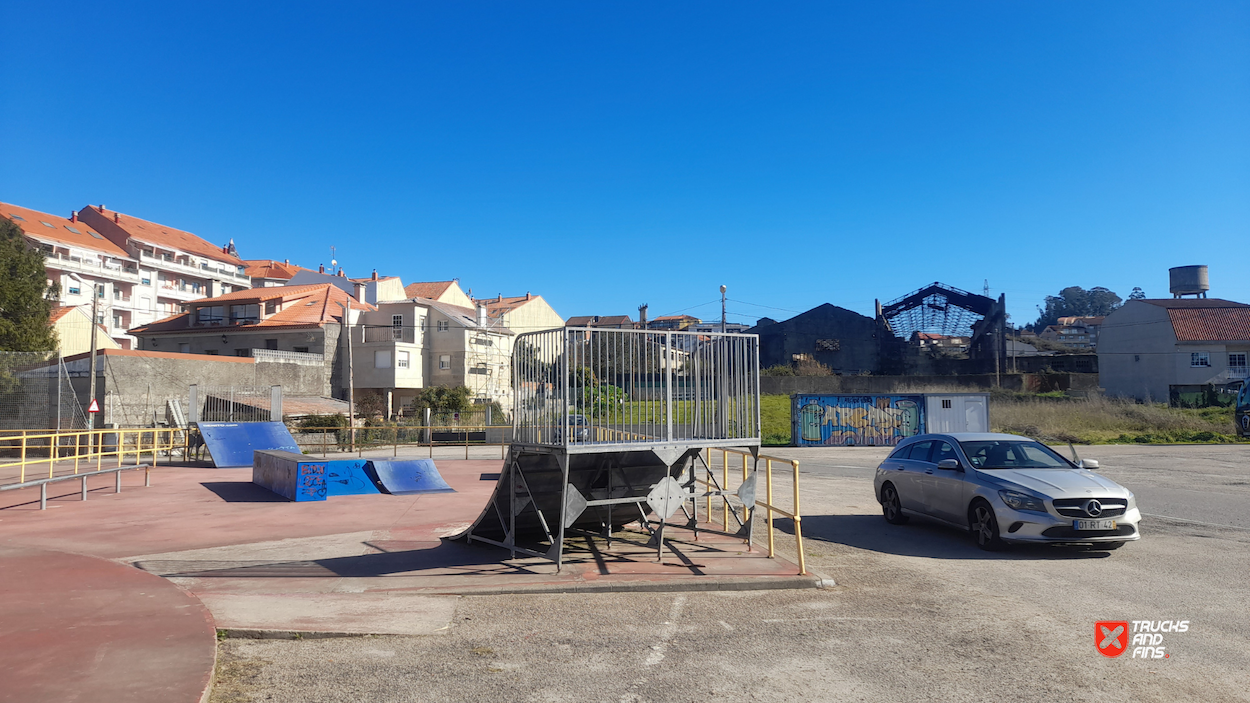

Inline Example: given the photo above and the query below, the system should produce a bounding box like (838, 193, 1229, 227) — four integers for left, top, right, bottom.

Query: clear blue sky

(3, 2, 1247, 331)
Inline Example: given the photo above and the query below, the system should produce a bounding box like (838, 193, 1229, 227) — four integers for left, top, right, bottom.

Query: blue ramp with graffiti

(792, 395, 924, 447)
(368, 459, 456, 495)
(199, 421, 301, 468)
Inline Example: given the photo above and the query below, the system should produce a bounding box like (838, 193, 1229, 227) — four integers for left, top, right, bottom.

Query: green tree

(412, 385, 473, 415)
(0, 217, 58, 351)
(1032, 286, 1122, 330)
(1128, 287, 1146, 300)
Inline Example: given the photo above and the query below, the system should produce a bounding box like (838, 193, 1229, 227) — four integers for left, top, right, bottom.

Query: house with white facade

(3, 202, 144, 349)
(1098, 299, 1250, 402)
(354, 296, 514, 417)
(72, 205, 251, 347)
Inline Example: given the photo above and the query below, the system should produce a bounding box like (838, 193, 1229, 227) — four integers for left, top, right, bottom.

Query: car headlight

(998, 489, 1048, 513)
(1126, 491, 1137, 511)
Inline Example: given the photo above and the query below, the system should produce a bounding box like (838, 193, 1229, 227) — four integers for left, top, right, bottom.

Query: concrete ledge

(422, 574, 827, 596)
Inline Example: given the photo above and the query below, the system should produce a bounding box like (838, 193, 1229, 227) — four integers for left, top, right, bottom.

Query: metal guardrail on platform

(512, 327, 761, 452)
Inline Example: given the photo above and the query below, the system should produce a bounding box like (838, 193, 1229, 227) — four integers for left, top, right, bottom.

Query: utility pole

(338, 302, 355, 451)
(720, 285, 727, 333)
(88, 294, 99, 430)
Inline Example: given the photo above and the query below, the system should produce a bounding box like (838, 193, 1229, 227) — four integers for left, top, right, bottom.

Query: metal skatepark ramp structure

(199, 422, 301, 468)
(253, 452, 457, 501)
(454, 327, 765, 568)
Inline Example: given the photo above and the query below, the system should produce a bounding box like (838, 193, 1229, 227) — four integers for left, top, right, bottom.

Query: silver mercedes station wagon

(873, 433, 1140, 550)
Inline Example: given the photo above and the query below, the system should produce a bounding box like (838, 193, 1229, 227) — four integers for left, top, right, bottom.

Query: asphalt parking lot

(211, 444, 1250, 703)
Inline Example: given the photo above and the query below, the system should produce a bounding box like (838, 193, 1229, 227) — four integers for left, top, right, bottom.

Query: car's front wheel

(969, 500, 1005, 551)
(881, 483, 908, 525)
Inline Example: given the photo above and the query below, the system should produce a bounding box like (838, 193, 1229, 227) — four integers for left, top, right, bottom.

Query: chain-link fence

(0, 351, 88, 431)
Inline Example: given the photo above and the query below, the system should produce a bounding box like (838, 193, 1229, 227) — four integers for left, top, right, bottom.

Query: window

(419, 315, 428, 343)
(375, 350, 392, 368)
(68, 286, 81, 295)
(439, 354, 450, 370)
(96, 284, 105, 298)
(179, 343, 190, 353)
(265, 339, 278, 350)
(396, 351, 410, 369)
(1230, 353, 1247, 370)
(437, 320, 449, 332)
(941, 399, 952, 409)
(293, 347, 309, 353)
(197, 306, 224, 324)
(932, 442, 958, 464)
(141, 277, 151, 285)
(235, 349, 250, 357)
(264, 301, 277, 315)
(906, 441, 934, 462)
(392, 314, 404, 340)
(113, 315, 123, 329)
(204, 350, 218, 355)
(229, 304, 259, 323)
(1191, 352, 1211, 368)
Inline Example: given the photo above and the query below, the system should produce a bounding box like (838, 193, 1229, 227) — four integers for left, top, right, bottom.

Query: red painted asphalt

(0, 458, 805, 699)
(0, 546, 217, 703)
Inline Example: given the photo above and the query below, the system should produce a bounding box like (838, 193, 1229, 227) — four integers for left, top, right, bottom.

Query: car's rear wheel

(881, 483, 908, 525)
(969, 501, 1005, 551)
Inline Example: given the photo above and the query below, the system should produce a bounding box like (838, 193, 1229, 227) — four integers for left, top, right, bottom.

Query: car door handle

(924, 470, 934, 474)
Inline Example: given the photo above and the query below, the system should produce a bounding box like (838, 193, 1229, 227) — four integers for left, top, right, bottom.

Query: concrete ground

(211, 444, 1250, 702)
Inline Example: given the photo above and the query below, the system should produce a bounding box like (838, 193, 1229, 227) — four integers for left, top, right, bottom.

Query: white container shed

(923, 393, 990, 434)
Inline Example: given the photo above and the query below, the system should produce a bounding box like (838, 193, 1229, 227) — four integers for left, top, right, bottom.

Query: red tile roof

(653, 314, 700, 322)
(77, 205, 244, 266)
(48, 306, 76, 324)
(403, 281, 457, 299)
(474, 294, 540, 317)
(3, 202, 133, 258)
(1167, 306, 1250, 342)
(244, 259, 308, 280)
(130, 283, 373, 336)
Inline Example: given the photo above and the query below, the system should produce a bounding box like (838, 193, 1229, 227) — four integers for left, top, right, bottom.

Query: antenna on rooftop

(330, 246, 338, 273)
(983, 279, 990, 297)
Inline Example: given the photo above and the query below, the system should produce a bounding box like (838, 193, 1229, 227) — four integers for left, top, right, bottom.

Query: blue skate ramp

(367, 459, 456, 495)
(199, 421, 300, 468)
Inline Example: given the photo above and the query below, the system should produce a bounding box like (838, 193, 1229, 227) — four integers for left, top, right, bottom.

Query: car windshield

(959, 440, 1074, 470)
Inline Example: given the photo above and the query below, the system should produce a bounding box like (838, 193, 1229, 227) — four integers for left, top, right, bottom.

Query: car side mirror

(1080, 459, 1099, 471)
(937, 458, 962, 471)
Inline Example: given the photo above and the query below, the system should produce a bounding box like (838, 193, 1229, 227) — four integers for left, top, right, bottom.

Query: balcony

(1228, 367, 1249, 380)
(141, 250, 249, 282)
(363, 326, 416, 343)
(43, 252, 140, 281)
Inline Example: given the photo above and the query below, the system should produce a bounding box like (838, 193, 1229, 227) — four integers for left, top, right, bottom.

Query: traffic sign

(87, 398, 100, 414)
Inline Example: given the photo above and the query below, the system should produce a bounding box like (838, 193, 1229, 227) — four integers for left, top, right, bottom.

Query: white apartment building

(74, 205, 251, 347)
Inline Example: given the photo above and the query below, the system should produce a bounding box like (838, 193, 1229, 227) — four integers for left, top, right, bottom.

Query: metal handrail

(1, 463, 153, 510)
(701, 447, 806, 576)
(288, 424, 515, 459)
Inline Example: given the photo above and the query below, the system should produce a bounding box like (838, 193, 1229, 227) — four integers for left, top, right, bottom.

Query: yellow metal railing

(700, 447, 806, 576)
(0, 427, 187, 486)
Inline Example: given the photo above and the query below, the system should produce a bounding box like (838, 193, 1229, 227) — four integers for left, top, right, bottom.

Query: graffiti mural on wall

(793, 395, 925, 446)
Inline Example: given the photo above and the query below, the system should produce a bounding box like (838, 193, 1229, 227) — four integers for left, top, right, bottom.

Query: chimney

(284, 259, 289, 265)
(498, 294, 503, 303)
(337, 269, 346, 277)
(354, 281, 367, 301)
(113, 212, 119, 223)
(371, 269, 378, 281)
(476, 303, 488, 327)
(638, 304, 648, 330)
(99, 205, 105, 212)
(319, 264, 325, 274)
(526, 291, 532, 300)
(70, 211, 77, 223)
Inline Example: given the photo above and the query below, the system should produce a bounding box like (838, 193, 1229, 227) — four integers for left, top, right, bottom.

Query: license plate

(1074, 519, 1117, 531)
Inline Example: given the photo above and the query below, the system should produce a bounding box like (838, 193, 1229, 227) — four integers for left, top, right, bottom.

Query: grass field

(760, 392, 1244, 446)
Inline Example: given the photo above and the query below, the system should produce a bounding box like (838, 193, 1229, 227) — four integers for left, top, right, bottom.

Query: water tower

(1169, 265, 1209, 299)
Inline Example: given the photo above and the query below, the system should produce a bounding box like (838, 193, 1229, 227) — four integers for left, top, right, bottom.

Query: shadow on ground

(200, 482, 288, 503)
(775, 515, 1115, 560)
